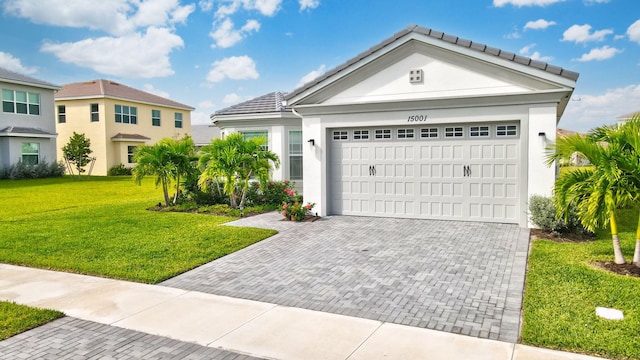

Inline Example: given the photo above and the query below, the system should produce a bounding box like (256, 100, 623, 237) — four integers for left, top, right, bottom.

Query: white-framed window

(397, 128, 415, 139)
(289, 130, 302, 180)
(57, 105, 66, 123)
(496, 125, 518, 137)
(90, 103, 99, 122)
(374, 129, 391, 139)
(241, 130, 269, 149)
(420, 128, 438, 138)
(174, 112, 182, 128)
(2, 89, 40, 115)
(332, 130, 348, 141)
(21, 142, 39, 165)
(152, 109, 161, 127)
(353, 130, 369, 140)
(127, 146, 137, 163)
(115, 105, 137, 124)
(444, 127, 464, 138)
(469, 126, 489, 137)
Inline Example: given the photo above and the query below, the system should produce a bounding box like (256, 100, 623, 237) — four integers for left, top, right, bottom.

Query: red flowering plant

(279, 186, 315, 221)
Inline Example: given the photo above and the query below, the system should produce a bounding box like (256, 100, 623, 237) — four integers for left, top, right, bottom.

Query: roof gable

(287, 25, 578, 106)
(55, 79, 194, 110)
(0, 67, 59, 90)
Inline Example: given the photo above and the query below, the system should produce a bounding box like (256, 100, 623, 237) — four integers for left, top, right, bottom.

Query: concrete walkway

(0, 264, 606, 360)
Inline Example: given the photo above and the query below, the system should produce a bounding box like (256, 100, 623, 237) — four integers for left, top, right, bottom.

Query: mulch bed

(591, 261, 640, 277)
(280, 215, 321, 222)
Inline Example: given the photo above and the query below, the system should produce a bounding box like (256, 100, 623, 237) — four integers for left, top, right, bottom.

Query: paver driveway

(162, 212, 530, 343)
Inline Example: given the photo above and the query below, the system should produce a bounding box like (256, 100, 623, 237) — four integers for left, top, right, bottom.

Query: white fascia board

(0, 132, 57, 139)
(212, 112, 298, 123)
(3, 79, 60, 91)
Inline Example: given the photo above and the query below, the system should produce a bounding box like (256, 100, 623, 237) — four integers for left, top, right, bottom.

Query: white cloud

(191, 111, 213, 125)
(524, 19, 556, 30)
(297, 64, 326, 88)
(628, 20, 640, 44)
(222, 93, 242, 104)
(41, 27, 184, 78)
(562, 24, 613, 43)
(583, 0, 610, 4)
(199, 0, 214, 11)
(143, 84, 170, 98)
(214, 0, 283, 18)
(494, 0, 565, 7)
(504, 27, 521, 39)
(574, 46, 622, 62)
(519, 43, 553, 62)
(2, 0, 193, 36)
(519, 44, 536, 54)
(299, 0, 320, 11)
(207, 56, 259, 83)
(210, 18, 260, 48)
(0, 52, 38, 75)
(561, 84, 640, 132)
(198, 100, 216, 109)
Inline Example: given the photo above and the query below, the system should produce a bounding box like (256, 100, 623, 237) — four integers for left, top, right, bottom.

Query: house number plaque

(407, 115, 428, 122)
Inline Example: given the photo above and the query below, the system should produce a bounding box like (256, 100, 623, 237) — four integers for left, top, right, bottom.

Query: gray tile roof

(0, 67, 59, 90)
(214, 92, 289, 116)
(56, 79, 194, 110)
(0, 126, 57, 136)
(287, 24, 579, 101)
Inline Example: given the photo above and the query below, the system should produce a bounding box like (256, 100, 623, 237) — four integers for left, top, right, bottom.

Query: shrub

(108, 164, 132, 176)
(0, 160, 64, 180)
(529, 195, 586, 235)
(280, 200, 315, 221)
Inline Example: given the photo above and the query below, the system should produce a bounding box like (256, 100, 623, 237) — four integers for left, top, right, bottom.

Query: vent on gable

(409, 69, 423, 84)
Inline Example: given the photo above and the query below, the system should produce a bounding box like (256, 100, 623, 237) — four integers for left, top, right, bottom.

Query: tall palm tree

(547, 132, 633, 264)
(133, 141, 175, 206)
(165, 136, 197, 205)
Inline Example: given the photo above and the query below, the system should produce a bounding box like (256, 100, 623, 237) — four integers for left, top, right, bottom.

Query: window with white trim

(174, 112, 183, 128)
(21, 142, 39, 165)
(374, 129, 391, 139)
(496, 125, 518, 137)
(241, 130, 269, 150)
(127, 146, 137, 163)
(115, 105, 137, 124)
(420, 128, 438, 138)
(90, 103, 99, 122)
(152, 109, 161, 127)
(2, 89, 39, 115)
(469, 126, 489, 137)
(444, 127, 464, 138)
(353, 130, 369, 140)
(332, 130, 348, 140)
(397, 128, 415, 139)
(289, 130, 302, 180)
(58, 105, 66, 123)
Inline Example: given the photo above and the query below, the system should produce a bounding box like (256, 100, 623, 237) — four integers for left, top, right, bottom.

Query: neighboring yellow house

(55, 79, 194, 175)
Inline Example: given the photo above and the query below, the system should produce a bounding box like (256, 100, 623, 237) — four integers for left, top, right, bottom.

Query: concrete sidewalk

(0, 264, 606, 360)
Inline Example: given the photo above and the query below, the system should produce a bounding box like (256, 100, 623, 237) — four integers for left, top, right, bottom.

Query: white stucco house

(1, 67, 60, 169)
(213, 25, 578, 227)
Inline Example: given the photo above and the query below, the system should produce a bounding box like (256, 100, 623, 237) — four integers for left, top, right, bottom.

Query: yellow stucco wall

(55, 98, 192, 175)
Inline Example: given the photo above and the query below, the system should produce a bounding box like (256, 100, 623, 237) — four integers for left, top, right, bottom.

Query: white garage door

(329, 124, 520, 223)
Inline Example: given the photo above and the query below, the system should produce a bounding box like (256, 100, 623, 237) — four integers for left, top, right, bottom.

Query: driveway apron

(161, 212, 530, 343)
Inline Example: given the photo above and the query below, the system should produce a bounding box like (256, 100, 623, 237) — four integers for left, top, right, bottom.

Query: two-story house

(0, 67, 60, 169)
(55, 79, 194, 176)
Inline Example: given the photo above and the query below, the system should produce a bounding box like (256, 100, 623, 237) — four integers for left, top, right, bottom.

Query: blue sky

(1, 0, 639, 132)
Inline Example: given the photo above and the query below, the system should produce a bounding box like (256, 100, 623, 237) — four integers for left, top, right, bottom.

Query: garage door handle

(463, 165, 471, 177)
(369, 165, 376, 176)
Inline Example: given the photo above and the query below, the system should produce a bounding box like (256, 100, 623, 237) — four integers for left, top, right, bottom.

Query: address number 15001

(407, 115, 428, 122)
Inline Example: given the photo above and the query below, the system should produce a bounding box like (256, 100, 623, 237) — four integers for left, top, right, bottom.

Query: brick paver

(0, 317, 262, 360)
(162, 212, 530, 342)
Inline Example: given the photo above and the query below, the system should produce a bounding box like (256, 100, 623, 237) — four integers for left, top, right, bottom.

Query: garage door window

(397, 128, 415, 139)
(469, 126, 489, 137)
(353, 130, 369, 140)
(333, 130, 348, 141)
(496, 125, 518, 137)
(445, 127, 464, 138)
(420, 128, 438, 138)
(375, 129, 391, 139)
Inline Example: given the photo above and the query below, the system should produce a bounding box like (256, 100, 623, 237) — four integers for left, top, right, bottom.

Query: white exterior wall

(527, 105, 557, 198)
(302, 117, 324, 214)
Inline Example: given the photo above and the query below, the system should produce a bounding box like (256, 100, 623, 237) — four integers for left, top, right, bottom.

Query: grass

(0, 301, 63, 341)
(0, 176, 277, 283)
(522, 207, 640, 360)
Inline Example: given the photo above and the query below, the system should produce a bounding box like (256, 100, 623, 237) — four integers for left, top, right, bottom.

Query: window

(289, 131, 303, 180)
(152, 109, 161, 126)
(420, 128, 438, 138)
(90, 103, 99, 122)
(2, 89, 39, 115)
(127, 146, 137, 163)
(241, 131, 269, 150)
(469, 126, 489, 137)
(115, 105, 137, 124)
(353, 130, 369, 140)
(332, 130, 348, 140)
(496, 125, 518, 137)
(374, 129, 391, 139)
(444, 127, 464, 138)
(174, 112, 182, 128)
(397, 128, 415, 139)
(57, 105, 66, 123)
(21, 143, 39, 165)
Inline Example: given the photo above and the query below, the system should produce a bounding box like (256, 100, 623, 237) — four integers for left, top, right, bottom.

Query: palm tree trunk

(634, 212, 640, 266)
(162, 179, 170, 206)
(610, 213, 626, 264)
(172, 174, 180, 205)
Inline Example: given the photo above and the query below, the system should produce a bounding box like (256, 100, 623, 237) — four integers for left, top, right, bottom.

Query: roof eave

(2, 78, 60, 91)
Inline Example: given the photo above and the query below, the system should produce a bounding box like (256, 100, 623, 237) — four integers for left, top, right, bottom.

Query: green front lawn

(0, 177, 276, 283)
(0, 301, 63, 341)
(522, 208, 640, 360)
